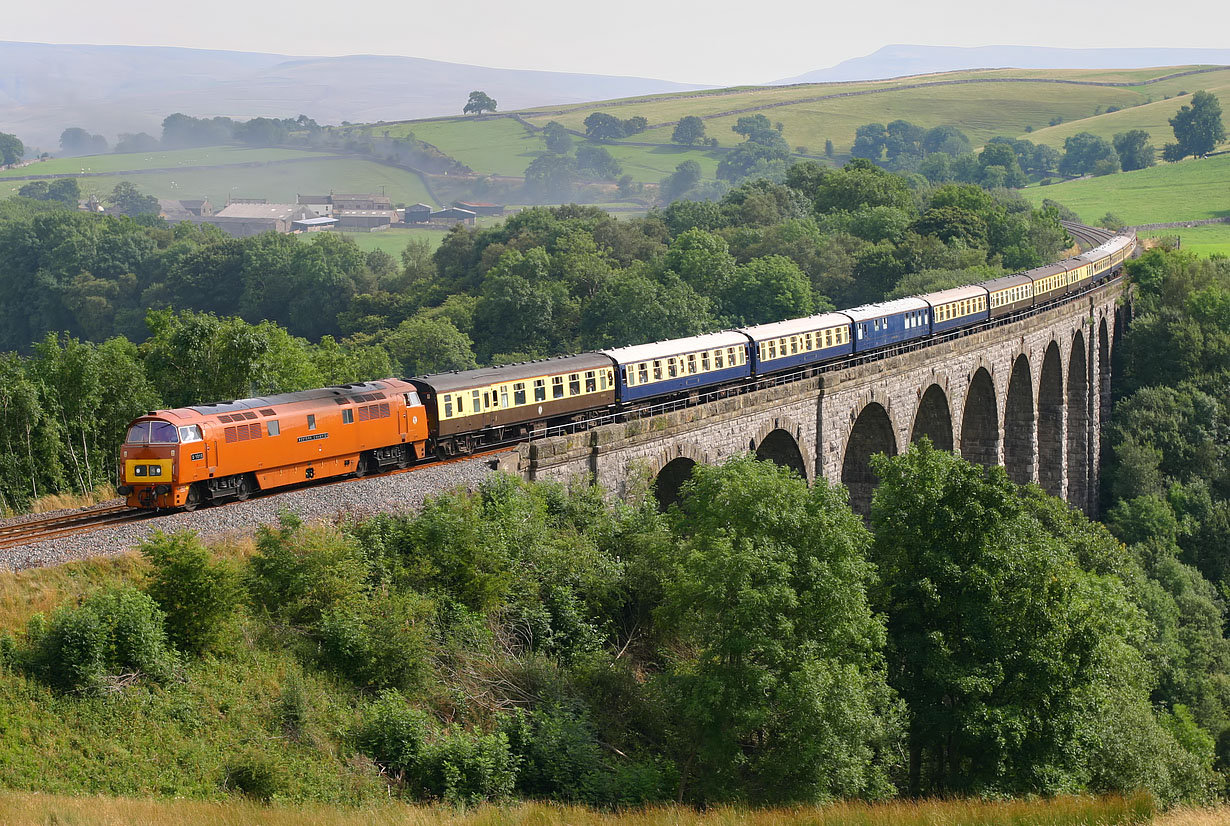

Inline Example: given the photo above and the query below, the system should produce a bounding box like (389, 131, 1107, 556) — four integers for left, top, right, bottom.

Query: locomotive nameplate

(297, 433, 329, 443)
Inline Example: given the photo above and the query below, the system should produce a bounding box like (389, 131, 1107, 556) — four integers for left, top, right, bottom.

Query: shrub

(141, 530, 240, 654)
(355, 690, 431, 780)
(318, 590, 434, 691)
(276, 672, 310, 742)
(247, 513, 370, 625)
(222, 753, 285, 802)
(27, 587, 177, 693)
(415, 727, 519, 805)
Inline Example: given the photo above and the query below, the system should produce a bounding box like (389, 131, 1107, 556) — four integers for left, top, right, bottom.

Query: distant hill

(0, 41, 710, 149)
(774, 45, 1230, 84)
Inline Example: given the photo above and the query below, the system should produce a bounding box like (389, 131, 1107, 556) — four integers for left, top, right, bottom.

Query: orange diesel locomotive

(117, 380, 429, 510)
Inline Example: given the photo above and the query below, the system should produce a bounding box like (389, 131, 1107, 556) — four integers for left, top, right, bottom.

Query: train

(117, 230, 1136, 511)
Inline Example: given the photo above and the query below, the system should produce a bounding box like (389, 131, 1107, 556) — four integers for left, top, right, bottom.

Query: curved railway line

(0, 222, 1124, 555)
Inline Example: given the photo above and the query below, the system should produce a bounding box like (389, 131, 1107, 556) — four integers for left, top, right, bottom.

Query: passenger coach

(604, 331, 751, 403)
(742, 312, 853, 374)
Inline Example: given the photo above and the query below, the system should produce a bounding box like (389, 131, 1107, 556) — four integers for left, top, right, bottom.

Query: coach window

(569, 374, 581, 395)
(534, 379, 546, 402)
(553, 376, 565, 399)
(653, 360, 662, 380)
(637, 363, 649, 384)
(701, 351, 710, 371)
(514, 383, 526, 405)
(600, 371, 608, 390)
(500, 387, 510, 408)
(471, 390, 481, 411)
(455, 394, 465, 413)
(685, 354, 695, 374)
(714, 349, 724, 369)
(343, 409, 354, 424)
(585, 371, 597, 392)
(267, 420, 280, 436)
(857, 324, 864, 340)
(307, 414, 316, 431)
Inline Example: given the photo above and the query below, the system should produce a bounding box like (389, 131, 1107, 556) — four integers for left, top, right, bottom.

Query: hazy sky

(8, 0, 1228, 85)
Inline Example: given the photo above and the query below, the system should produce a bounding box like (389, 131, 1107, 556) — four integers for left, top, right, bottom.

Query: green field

(333, 226, 448, 256)
(1021, 154, 1230, 225)
(0, 157, 437, 209)
(1141, 224, 1230, 257)
(0, 146, 332, 179)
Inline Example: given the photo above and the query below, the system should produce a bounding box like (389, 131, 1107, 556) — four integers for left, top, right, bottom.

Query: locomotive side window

(267, 420, 280, 436)
(534, 379, 546, 402)
(343, 409, 354, 424)
(307, 415, 317, 431)
(178, 425, 203, 443)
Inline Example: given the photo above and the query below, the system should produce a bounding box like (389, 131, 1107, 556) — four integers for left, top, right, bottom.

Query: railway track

(0, 446, 514, 553)
(0, 504, 155, 550)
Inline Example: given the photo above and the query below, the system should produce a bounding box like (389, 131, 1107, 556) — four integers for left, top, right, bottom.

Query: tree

(671, 115, 706, 146)
(977, 142, 1028, 188)
(583, 112, 626, 140)
(660, 160, 703, 203)
(1113, 130, 1157, 171)
(384, 313, 478, 377)
(524, 153, 578, 203)
(721, 255, 814, 325)
(141, 529, 240, 654)
(1168, 90, 1226, 159)
(542, 121, 573, 154)
(59, 127, 107, 156)
(922, 125, 971, 156)
(851, 123, 887, 160)
(655, 455, 899, 803)
(114, 132, 160, 153)
(0, 131, 23, 165)
(576, 144, 622, 179)
(463, 91, 497, 115)
(109, 181, 160, 216)
(825, 139, 834, 158)
(1059, 132, 1120, 176)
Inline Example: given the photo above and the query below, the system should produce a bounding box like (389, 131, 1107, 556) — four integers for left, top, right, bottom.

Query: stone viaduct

(501, 278, 1127, 516)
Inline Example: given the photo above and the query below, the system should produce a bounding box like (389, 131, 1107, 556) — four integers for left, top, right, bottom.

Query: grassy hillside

(1140, 224, 1230, 257)
(0, 146, 333, 179)
(1020, 154, 1230, 224)
(0, 155, 437, 208)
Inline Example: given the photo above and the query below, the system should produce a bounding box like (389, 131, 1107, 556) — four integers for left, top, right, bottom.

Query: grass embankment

(1021, 153, 1230, 226)
(1141, 225, 1230, 257)
(0, 146, 332, 179)
(336, 227, 449, 256)
(0, 792, 1158, 826)
(0, 483, 117, 518)
(0, 150, 437, 207)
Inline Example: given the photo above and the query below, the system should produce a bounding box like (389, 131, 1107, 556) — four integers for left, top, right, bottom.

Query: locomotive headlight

(134, 465, 147, 476)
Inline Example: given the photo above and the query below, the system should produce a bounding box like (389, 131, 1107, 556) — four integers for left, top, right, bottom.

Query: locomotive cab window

(343, 409, 354, 424)
(178, 425, 203, 443)
(267, 420, 280, 436)
(307, 414, 317, 431)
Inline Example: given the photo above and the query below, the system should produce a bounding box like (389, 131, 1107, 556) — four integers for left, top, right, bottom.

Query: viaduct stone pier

(501, 279, 1127, 515)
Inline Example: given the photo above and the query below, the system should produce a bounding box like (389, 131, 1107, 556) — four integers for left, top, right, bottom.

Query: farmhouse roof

(216, 203, 312, 220)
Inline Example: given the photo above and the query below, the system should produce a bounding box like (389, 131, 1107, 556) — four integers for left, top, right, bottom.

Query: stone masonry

(501, 279, 1127, 515)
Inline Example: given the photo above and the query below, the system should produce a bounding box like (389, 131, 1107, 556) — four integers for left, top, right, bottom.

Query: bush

(26, 587, 177, 694)
(141, 530, 239, 654)
(415, 727, 519, 805)
(222, 753, 285, 802)
(355, 690, 431, 780)
(318, 590, 434, 691)
(247, 513, 370, 625)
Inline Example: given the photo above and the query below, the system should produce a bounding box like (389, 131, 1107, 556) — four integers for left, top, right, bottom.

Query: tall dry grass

(0, 793, 1159, 826)
(1, 483, 119, 518)
(1150, 805, 1230, 826)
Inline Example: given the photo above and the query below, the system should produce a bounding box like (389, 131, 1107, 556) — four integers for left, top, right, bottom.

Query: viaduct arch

(511, 278, 1126, 517)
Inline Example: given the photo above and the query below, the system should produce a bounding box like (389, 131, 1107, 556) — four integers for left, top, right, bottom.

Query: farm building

(455, 200, 504, 216)
(298, 194, 333, 216)
(403, 203, 433, 223)
(429, 207, 477, 226)
(335, 209, 397, 231)
(292, 216, 338, 232)
(197, 203, 318, 237)
(332, 193, 392, 212)
(159, 198, 213, 222)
